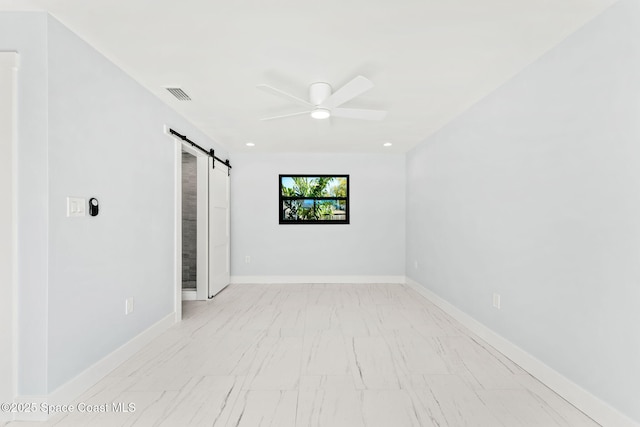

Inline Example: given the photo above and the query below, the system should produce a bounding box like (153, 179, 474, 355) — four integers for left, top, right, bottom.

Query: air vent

(165, 87, 191, 101)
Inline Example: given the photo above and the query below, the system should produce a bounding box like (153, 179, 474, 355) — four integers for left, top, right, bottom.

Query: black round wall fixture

(89, 198, 99, 216)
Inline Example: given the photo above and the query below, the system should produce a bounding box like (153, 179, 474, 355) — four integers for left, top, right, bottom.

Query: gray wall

(181, 152, 197, 287)
(1, 12, 227, 394)
(405, 0, 640, 422)
(231, 153, 405, 278)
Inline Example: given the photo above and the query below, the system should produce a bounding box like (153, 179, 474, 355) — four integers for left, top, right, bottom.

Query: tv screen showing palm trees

(279, 175, 349, 224)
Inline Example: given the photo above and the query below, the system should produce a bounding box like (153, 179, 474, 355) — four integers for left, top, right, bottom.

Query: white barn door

(208, 159, 230, 297)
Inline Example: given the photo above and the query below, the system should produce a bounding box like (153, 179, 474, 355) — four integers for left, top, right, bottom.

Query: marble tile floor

(5, 283, 600, 427)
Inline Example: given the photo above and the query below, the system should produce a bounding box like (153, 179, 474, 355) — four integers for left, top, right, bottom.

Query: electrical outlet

(245, 256, 251, 264)
(492, 293, 501, 309)
(125, 297, 134, 315)
(414, 260, 418, 269)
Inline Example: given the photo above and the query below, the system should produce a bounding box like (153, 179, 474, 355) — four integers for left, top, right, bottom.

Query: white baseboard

(182, 289, 197, 300)
(11, 396, 48, 421)
(13, 313, 177, 421)
(404, 277, 639, 427)
(230, 275, 405, 284)
(11, 314, 176, 422)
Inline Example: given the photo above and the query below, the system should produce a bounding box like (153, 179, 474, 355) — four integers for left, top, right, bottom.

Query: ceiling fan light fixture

(311, 108, 331, 120)
(258, 76, 385, 121)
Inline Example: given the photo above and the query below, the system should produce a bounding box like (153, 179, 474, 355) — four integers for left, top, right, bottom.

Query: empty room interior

(1, 0, 639, 426)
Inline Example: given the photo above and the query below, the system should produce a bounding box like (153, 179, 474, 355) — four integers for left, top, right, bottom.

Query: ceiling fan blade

(319, 75, 374, 109)
(257, 84, 314, 108)
(260, 110, 311, 121)
(332, 108, 387, 121)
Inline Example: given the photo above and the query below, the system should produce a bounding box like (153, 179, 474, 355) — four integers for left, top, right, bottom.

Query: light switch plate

(67, 197, 86, 217)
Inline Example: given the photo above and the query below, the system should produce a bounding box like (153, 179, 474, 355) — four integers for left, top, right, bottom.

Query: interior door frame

(0, 51, 18, 421)
(169, 127, 211, 320)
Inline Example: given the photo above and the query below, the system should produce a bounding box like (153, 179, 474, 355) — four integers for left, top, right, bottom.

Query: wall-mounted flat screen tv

(279, 175, 349, 224)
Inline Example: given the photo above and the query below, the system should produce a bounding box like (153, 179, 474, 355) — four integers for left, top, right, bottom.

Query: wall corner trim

(230, 275, 406, 284)
(9, 313, 177, 421)
(404, 277, 639, 427)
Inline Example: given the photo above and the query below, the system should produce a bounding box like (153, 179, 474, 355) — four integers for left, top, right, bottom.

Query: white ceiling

(1, 0, 616, 153)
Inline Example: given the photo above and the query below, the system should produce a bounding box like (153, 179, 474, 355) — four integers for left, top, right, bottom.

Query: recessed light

(383, 142, 392, 147)
(310, 108, 331, 120)
(246, 142, 255, 147)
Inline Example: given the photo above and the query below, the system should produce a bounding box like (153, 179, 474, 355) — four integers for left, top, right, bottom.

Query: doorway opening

(171, 128, 231, 320)
(181, 150, 198, 291)
(179, 145, 209, 302)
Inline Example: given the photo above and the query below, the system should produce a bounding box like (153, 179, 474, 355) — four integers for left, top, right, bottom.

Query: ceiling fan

(257, 75, 387, 121)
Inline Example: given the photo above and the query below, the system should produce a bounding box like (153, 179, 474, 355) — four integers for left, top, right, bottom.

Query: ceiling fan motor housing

(309, 82, 332, 106)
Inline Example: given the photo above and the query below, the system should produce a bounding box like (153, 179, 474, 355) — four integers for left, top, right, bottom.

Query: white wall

(231, 153, 405, 279)
(0, 12, 228, 396)
(406, 0, 640, 423)
(0, 12, 49, 397)
(0, 52, 18, 417)
(45, 16, 227, 392)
